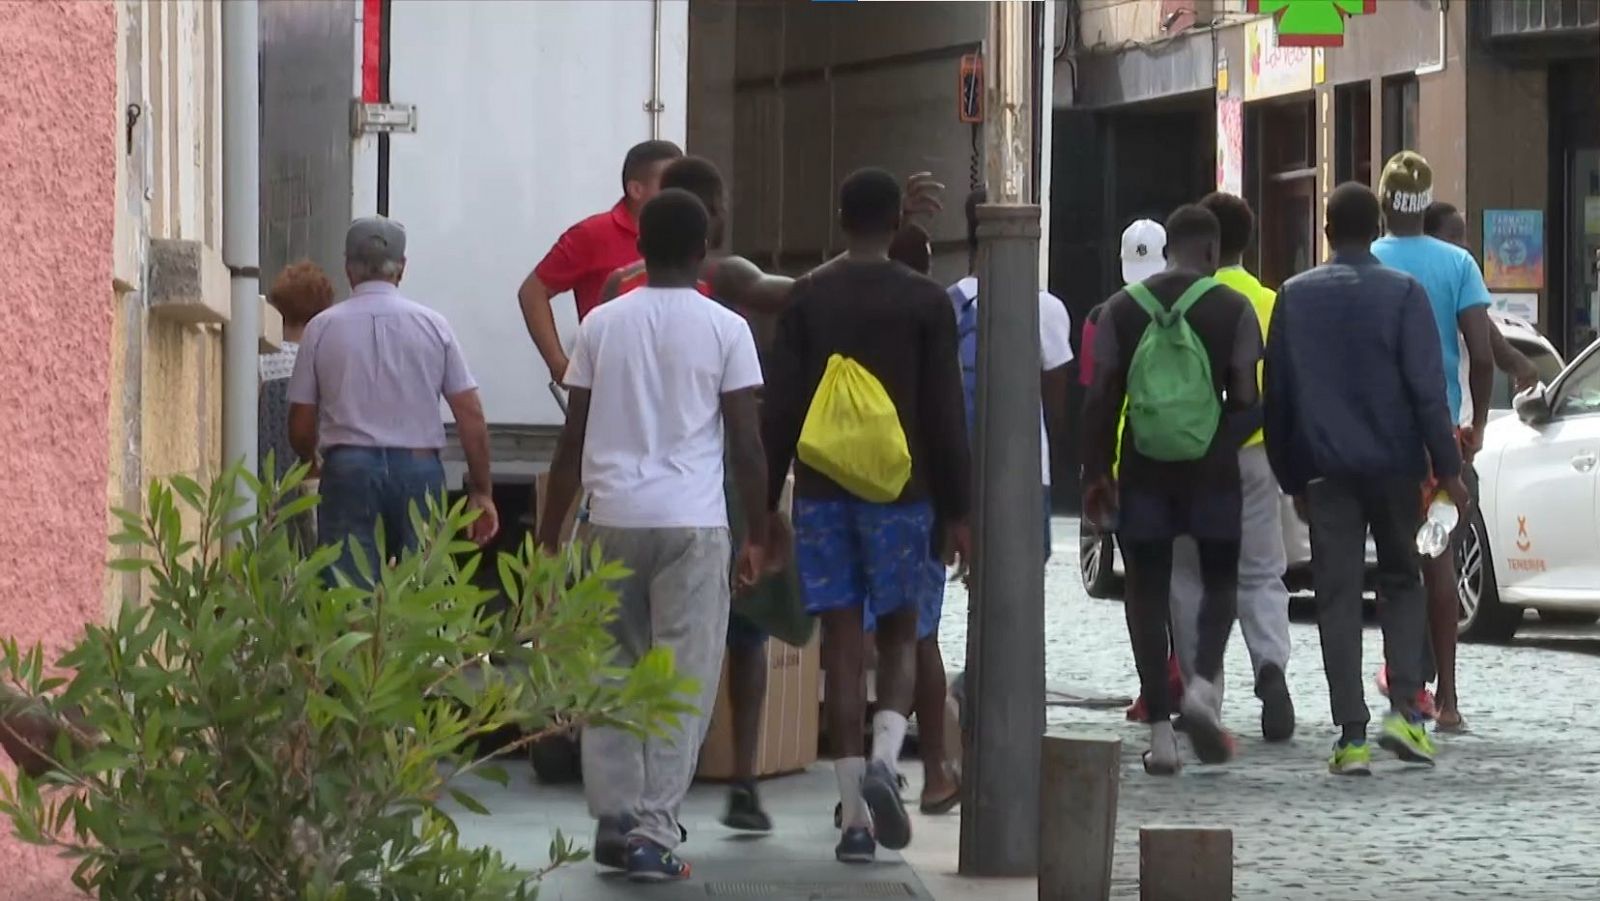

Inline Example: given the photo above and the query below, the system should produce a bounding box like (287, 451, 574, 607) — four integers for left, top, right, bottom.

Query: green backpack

(1123, 277, 1222, 462)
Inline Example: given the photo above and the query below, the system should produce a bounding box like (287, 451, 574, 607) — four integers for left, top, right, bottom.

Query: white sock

(834, 757, 869, 829)
(871, 710, 909, 770)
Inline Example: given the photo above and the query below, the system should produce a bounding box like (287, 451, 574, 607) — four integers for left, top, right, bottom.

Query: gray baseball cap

(345, 216, 407, 264)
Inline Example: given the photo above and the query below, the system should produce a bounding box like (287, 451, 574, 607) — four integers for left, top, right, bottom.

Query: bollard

(1038, 735, 1121, 901)
(1138, 826, 1232, 901)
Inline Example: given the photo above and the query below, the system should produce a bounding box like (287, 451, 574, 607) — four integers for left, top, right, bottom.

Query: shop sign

(1217, 96, 1244, 197)
(1247, 0, 1377, 48)
(1484, 210, 1545, 291)
(1244, 18, 1313, 100)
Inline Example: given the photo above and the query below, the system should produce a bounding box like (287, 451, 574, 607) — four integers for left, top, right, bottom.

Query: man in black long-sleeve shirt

(1263, 182, 1468, 776)
(1081, 205, 1261, 774)
(761, 168, 971, 864)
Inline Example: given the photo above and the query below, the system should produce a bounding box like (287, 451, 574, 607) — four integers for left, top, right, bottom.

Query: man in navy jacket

(1263, 182, 1468, 777)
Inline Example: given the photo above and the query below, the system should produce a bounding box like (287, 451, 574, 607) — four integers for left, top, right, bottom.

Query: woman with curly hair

(260, 261, 336, 548)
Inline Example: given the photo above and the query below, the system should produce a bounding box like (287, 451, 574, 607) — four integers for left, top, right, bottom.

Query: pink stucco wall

(0, 1, 117, 896)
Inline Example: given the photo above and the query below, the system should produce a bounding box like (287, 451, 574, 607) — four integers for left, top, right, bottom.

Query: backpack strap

(1124, 282, 1163, 321)
(1126, 277, 1219, 326)
(1170, 276, 1220, 318)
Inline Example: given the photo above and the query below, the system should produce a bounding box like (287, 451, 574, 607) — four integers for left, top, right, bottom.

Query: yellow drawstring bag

(797, 354, 911, 503)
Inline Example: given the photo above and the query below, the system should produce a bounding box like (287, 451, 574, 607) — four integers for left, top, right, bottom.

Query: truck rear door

(382, 0, 688, 428)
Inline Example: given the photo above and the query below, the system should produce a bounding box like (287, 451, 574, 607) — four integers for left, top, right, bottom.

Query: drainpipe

(646, 0, 665, 138)
(222, 0, 260, 530)
(1414, 0, 1447, 77)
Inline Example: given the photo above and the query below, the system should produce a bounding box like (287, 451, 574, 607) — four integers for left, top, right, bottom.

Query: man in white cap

(289, 216, 500, 581)
(1120, 218, 1168, 284)
(1094, 219, 1187, 726)
(937, 189, 1074, 815)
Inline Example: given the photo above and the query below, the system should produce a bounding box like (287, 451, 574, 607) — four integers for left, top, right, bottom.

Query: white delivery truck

(263, 0, 689, 496)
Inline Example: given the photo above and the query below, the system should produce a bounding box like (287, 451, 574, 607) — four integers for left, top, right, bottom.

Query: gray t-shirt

(287, 282, 476, 449)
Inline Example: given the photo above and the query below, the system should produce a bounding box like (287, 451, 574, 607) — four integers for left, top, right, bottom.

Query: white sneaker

(1142, 721, 1182, 775)
(1179, 677, 1235, 764)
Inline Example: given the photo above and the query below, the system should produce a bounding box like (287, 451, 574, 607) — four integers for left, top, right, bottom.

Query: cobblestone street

(932, 518, 1600, 900)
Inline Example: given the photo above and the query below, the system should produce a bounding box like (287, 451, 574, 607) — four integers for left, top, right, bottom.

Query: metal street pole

(221, 0, 261, 541)
(960, 0, 1044, 879)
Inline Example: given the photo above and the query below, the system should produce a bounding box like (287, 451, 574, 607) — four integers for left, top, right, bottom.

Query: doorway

(1248, 97, 1317, 288)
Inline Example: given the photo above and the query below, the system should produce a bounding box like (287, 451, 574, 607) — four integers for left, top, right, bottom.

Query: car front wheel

(1078, 526, 1121, 600)
(1456, 511, 1520, 643)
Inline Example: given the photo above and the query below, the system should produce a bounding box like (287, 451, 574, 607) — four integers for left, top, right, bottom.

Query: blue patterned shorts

(794, 498, 946, 639)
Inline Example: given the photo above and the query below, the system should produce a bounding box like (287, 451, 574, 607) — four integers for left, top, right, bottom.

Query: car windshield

(1490, 342, 1566, 410)
(1553, 350, 1600, 418)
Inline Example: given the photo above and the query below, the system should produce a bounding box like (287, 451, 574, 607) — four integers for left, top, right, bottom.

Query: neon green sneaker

(1379, 712, 1437, 765)
(1328, 740, 1373, 776)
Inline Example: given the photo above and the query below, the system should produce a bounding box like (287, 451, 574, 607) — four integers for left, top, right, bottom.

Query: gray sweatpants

(1171, 444, 1291, 696)
(581, 525, 732, 850)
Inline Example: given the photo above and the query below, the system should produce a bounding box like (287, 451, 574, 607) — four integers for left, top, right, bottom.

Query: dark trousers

(1307, 477, 1426, 729)
(1120, 487, 1242, 723)
(1123, 539, 1239, 722)
(318, 446, 446, 585)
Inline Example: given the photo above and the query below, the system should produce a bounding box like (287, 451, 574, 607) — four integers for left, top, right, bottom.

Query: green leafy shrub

(0, 464, 692, 899)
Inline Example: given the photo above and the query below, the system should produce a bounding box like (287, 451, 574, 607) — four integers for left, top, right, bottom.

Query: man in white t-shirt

(952, 191, 1075, 557)
(930, 191, 1072, 813)
(537, 188, 769, 884)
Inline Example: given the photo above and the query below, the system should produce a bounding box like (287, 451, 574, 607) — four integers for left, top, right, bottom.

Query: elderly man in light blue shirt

(288, 217, 498, 581)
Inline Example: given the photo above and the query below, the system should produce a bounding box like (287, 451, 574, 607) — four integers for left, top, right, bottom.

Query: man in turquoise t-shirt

(1369, 151, 1492, 732)
(1371, 152, 1494, 437)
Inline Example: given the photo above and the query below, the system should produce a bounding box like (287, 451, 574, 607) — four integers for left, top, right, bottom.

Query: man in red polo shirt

(516, 139, 684, 384)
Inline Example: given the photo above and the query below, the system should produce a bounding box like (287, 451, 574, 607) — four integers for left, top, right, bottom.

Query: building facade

(0, 0, 119, 893)
(1046, 0, 1598, 497)
(1, 1, 266, 893)
(1055, 0, 1600, 357)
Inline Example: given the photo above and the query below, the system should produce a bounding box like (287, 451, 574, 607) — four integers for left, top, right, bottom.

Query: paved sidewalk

(456, 517, 1600, 900)
(455, 767, 934, 900)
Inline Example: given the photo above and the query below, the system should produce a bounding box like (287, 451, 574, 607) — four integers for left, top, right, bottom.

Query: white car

(1081, 315, 1564, 599)
(1457, 336, 1600, 641)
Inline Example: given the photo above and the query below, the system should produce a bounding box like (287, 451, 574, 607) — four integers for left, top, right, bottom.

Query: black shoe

(835, 826, 877, 864)
(594, 815, 634, 870)
(722, 781, 773, 833)
(860, 760, 912, 851)
(1257, 663, 1296, 743)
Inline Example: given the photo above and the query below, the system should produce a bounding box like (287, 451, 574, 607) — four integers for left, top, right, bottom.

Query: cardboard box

(696, 633, 821, 781)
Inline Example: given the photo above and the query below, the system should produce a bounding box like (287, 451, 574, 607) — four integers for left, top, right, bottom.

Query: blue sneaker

(836, 827, 877, 864)
(626, 838, 691, 883)
(860, 760, 912, 851)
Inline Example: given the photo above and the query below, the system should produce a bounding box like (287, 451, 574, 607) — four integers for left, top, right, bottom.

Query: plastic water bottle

(1416, 493, 1459, 558)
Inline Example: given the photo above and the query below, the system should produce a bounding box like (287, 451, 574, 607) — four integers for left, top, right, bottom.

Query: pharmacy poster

(1483, 210, 1544, 291)
(1217, 97, 1243, 196)
(1491, 294, 1539, 325)
(1244, 18, 1313, 100)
